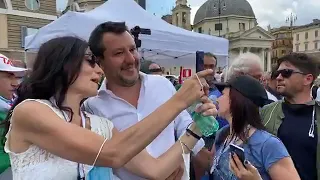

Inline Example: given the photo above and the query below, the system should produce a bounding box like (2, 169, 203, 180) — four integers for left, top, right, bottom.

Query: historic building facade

(193, 0, 274, 71)
(0, 0, 57, 61)
(293, 19, 320, 58)
(171, 0, 191, 30)
(270, 26, 293, 65)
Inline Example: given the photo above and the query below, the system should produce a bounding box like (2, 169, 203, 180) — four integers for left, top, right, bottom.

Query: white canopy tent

(25, 0, 229, 68)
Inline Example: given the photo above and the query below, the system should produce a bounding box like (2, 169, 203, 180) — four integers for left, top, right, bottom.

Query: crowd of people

(0, 21, 319, 180)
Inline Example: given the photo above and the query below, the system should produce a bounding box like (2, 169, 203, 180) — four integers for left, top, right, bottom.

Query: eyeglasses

(274, 69, 306, 79)
(84, 53, 100, 68)
(149, 68, 162, 73)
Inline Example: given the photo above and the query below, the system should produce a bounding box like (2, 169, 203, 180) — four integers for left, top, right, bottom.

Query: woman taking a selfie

(1, 36, 216, 180)
(210, 75, 300, 180)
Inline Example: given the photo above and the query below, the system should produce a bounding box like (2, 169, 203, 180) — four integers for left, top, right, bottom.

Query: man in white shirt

(84, 22, 205, 180)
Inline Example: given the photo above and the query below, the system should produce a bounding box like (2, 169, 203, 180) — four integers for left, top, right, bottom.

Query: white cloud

(189, 0, 206, 24)
(57, 0, 67, 11)
(190, 6, 200, 24)
(188, 0, 207, 7)
(188, 0, 320, 29)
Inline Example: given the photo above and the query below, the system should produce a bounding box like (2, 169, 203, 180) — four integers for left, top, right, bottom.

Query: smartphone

(229, 143, 245, 166)
(196, 51, 204, 72)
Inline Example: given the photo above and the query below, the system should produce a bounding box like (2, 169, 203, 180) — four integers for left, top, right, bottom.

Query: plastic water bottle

(190, 95, 219, 137)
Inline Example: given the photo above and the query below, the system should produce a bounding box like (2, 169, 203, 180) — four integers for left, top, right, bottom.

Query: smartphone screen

(196, 51, 204, 73)
(229, 143, 245, 166)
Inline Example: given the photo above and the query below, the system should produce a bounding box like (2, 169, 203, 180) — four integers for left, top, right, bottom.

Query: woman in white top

(1, 37, 216, 180)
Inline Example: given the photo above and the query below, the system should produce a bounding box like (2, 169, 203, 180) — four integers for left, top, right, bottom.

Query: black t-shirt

(278, 102, 317, 180)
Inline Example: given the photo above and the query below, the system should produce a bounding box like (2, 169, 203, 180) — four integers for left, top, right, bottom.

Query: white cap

(0, 54, 27, 73)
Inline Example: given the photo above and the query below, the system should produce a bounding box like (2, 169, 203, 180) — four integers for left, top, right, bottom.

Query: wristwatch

(186, 128, 202, 140)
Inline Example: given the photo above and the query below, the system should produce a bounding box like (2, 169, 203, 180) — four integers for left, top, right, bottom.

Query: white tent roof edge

(25, 0, 229, 66)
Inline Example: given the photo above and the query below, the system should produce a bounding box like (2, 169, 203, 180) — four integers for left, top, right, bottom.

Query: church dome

(194, 0, 255, 25)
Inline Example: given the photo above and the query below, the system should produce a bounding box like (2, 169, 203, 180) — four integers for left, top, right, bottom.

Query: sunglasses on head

(84, 53, 100, 68)
(274, 69, 306, 78)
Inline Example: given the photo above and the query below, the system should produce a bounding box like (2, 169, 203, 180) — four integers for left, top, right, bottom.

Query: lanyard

(78, 111, 86, 180)
(210, 125, 251, 174)
(50, 98, 86, 179)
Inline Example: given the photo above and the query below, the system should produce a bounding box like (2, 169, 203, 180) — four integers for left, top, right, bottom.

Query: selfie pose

(210, 75, 300, 180)
(0, 36, 217, 180)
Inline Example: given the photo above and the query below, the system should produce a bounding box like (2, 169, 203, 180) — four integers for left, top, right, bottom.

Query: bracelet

(92, 138, 108, 166)
(186, 129, 201, 140)
(187, 122, 193, 129)
(179, 139, 192, 152)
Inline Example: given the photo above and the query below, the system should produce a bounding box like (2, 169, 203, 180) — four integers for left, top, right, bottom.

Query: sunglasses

(274, 69, 305, 79)
(84, 53, 100, 68)
(149, 68, 162, 73)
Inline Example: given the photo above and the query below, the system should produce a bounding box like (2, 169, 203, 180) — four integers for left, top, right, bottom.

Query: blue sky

(57, 0, 320, 28)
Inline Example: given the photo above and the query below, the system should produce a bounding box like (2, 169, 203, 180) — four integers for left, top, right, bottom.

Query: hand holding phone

(230, 153, 263, 180)
(229, 143, 245, 166)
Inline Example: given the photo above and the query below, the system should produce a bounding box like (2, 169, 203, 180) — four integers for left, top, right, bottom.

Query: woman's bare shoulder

(12, 99, 61, 128)
(14, 99, 53, 115)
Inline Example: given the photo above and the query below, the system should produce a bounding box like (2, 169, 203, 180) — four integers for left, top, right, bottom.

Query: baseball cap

(0, 54, 27, 75)
(140, 60, 162, 74)
(215, 75, 269, 107)
(140, 60, 153, 74)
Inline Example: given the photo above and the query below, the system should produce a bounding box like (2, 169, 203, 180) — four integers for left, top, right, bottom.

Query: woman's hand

(174, 69, 213, 109)
(229, 153, 262, 180)
(188, 96, 217, 136)
(195, 96, 218, 117)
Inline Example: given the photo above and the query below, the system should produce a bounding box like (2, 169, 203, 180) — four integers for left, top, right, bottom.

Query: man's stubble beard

(119, 76, 139, 87)
(118, 60, 140, 87)
(118, 69, 140, 87)
(278, 86, 299, 100)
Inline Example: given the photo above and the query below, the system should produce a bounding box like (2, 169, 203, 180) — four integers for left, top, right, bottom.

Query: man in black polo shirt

(261, 53, 320, 180)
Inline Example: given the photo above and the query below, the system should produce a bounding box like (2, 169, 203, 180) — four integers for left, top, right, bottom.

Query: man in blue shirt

(190, 52, 228, 180)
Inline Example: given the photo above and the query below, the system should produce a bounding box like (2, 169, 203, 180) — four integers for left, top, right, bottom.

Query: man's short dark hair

(278, 53, 320, 81)
(270, 64, 278, 80)
(89, 22, 129, 58)
(204, 52, 217, 66)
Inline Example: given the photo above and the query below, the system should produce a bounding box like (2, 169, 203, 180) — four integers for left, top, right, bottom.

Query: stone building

(293, 19, 320, 59)
(193, 0, 274, 71)
(171, 0, 191, 30)
(270, 26, 294, 65)
(0, 0, 57, 61)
